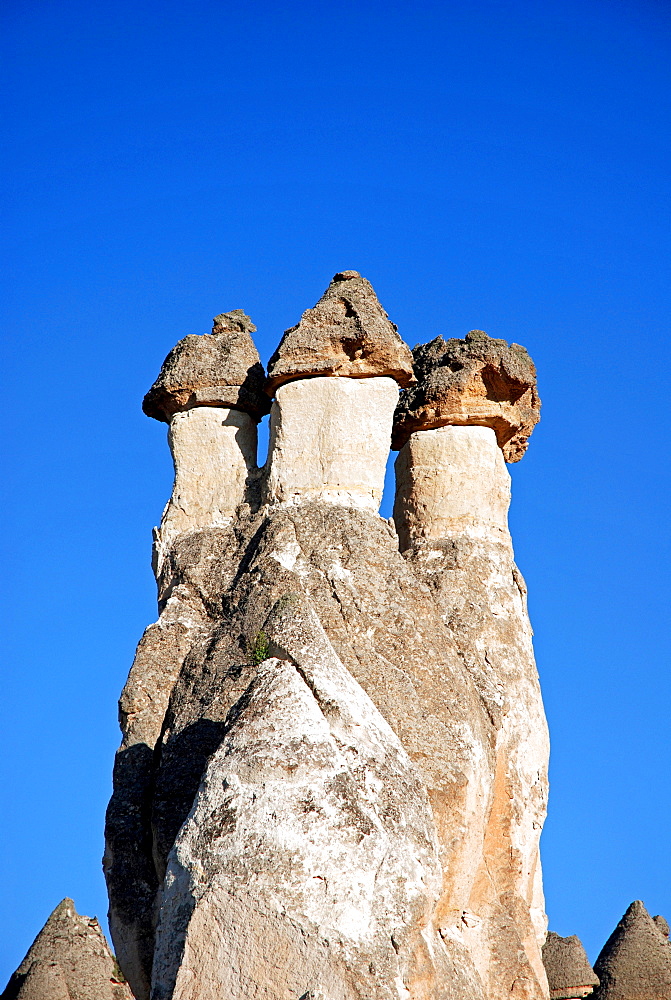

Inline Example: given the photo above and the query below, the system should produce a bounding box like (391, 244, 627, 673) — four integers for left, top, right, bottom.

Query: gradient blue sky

(2, 0, 670, 984)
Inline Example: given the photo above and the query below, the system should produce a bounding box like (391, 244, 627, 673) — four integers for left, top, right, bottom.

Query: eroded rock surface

(266, 271, 415, 392)
(542, 932, 599, 999)
(265, 376, 399, 510)
(155, 406, 258, 562)
(1, 899, 132, 1000)
(105, 277, 550, 1000)
(593, 901, 671, 1000)
(393, 331, 540, 461)
(394, 422, 549, 998)
(143, 310, 270, 421)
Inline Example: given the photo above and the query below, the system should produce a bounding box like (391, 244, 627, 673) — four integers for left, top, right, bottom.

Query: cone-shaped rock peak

(392, 329, 540, 461)
(543, 931, 600, 999)
(265, 271, 415, 393)
(593, 900, 671, 1000)
(143, 309, 270, 422)
(1, 898, 131, 1000)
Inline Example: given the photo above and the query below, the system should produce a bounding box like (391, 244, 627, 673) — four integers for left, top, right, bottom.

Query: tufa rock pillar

(142, 309, 270, 574)
(104, 310, 269, 1000)
(105, 277, 552, 1000)
(0, 898, 132, 1000)
(264, 270, 415, 511)
(542, 932, 600, 999)
(592, 900, 671, 1000)
(393, 331, 549, 1000)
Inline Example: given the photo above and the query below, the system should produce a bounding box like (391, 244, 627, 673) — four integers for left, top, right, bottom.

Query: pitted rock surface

(1, 899, 131, 1000)
(266, 271, 415, 392)
(392, 330, 540, 460)
(142, 309, 270, 421)
(593, 901, 671, 1000)
(542, 932, 599, 999)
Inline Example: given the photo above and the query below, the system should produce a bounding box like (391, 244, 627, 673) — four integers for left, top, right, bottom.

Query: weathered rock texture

(265, 376, 399, 510)
(542, 932, 599, 999)
(143, 310, 270, 422)
(145, 311, 268, 578)
(393, 331, 540, 462)
(1, 899, 132, 1000)
(105, 276, 550, 1000)
(266, 271, 415, 392)
(393, 418, 549, 996)
(592, 901, 671, 1000)
(154, 406, 258, 564)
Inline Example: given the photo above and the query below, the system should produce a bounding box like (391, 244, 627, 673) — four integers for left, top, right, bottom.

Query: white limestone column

(154, 406, 257, 568)
(265, 376, 398, 512)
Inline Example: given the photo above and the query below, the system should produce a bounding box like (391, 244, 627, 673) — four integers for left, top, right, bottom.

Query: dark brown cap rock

(542, 931, 600, 999)
(143, 310, 270, 422)
(392, 330, 540, 461)
(265, 271, 415, 394)
(1, 898, 132, 1000)
(593, 900, 671, 1000)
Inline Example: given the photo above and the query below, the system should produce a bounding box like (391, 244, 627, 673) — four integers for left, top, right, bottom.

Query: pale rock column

(394, 423, 510, 549)
(141, 310, 270, 576)
(393, 330, 550, 1000)
(262, 269, 416, 511)
(265, 375, 399, 511)
(105, 310, 269, 1000)
(155, 405, 257, 564)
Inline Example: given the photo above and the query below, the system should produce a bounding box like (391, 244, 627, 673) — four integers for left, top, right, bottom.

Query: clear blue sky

(2, 0, 670, 984)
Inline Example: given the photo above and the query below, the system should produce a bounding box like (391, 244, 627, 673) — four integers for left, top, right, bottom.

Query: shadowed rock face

(1, 899, 132, 1000)
(542, 932, 599, 999)
(266, 271, 416, 392)
(105, 276, 550, 1000)
(593, 901, 671, 1000)
(392, 331, 540, 461)
(142, 310, 270, 421)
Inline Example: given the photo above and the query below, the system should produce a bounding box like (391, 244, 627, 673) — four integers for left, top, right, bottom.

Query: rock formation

(393, 332, 548, 996)
(542, 932, 599, 999)
(592, 900, 671, 1000)
(392, 331, 540, 462)
(104, 273, 550, 1000)
(1, 898, 132, 1000)
(265, 270, 416, 391)
(143, 310, 270, 572)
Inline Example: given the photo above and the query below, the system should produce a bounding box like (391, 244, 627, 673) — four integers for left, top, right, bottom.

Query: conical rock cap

(265, 271, 415, 393)
(392, 330, 540, 461)
(143, 309, 270, 422)
(593, 900, 671, 1000)
(1, 898, 131, 1000)
(542, 931, 599, 999)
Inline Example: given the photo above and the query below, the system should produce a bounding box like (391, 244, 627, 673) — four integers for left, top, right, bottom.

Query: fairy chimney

(543, 932, 600, 999)
(592, 901, 671, 1000)
(391, 327, 549, 993)
(0, 898, 131, 1000)
(264, 271, 414, 510)
(104, 276, 551, 1000)
(144, 310, 268, 569)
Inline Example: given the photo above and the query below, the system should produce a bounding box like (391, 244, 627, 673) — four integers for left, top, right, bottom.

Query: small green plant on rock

(250, 630, 270, 665)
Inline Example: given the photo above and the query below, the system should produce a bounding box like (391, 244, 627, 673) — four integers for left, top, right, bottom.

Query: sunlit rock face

(265, 376, 398, 511)
(154, 405, 258, 569)
(104, 274, 551, 1000)
(394, 424, 510, 549)
(393, 343, 548, 1000)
